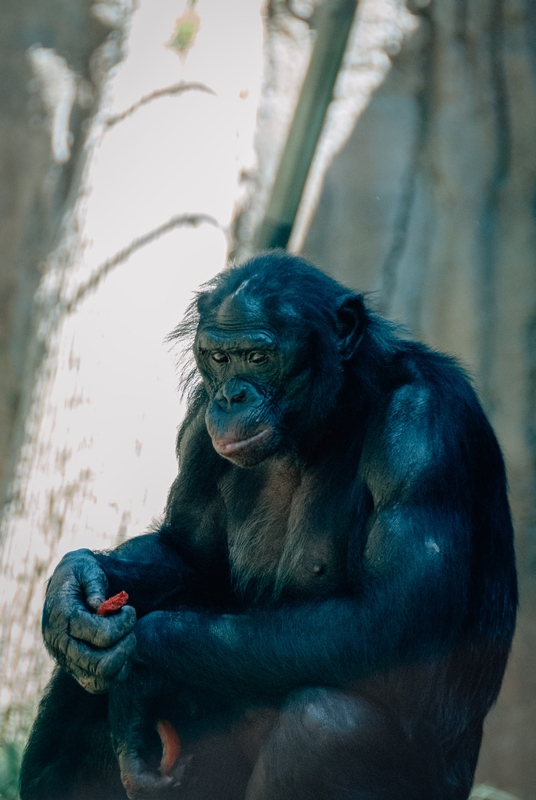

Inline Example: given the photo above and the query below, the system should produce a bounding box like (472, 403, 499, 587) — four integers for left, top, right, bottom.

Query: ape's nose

(222, 386, 246, 405)
(215, 379, 262, 412)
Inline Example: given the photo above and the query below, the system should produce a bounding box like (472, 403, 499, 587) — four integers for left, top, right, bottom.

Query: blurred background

(0, 1, 534, 798)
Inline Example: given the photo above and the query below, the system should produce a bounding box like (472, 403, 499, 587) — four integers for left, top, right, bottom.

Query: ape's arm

(41, 531, 205, 694)
(132, 504, 469, 700)
(92, 532, 201, 616)
(131, 384, 513, 701)
(41, 412, 225, 693)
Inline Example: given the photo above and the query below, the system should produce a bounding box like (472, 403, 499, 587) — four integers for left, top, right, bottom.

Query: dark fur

(21, 252, 517, 800)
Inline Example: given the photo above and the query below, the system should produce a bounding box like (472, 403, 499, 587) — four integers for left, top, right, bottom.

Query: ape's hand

(110, 664, 191, 800)
(42, 548, 137, 693)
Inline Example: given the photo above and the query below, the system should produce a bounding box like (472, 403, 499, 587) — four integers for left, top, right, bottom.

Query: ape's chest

(219, 461, 352, 602)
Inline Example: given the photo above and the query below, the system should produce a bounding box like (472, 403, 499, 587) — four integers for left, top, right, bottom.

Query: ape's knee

(284, 688, 386, 745)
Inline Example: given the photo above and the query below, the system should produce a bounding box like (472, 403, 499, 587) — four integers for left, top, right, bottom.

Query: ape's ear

(336, 295, 366, 360)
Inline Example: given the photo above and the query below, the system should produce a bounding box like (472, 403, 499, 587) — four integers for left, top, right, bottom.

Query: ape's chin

(211, 427, 279, 467)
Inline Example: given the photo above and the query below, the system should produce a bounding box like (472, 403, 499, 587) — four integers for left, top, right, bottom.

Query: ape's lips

(214, 427, 270, 456)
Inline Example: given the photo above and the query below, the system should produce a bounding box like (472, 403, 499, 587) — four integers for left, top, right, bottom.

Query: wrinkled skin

(42, 550, 136, 694)
(21, 252, 517, 800)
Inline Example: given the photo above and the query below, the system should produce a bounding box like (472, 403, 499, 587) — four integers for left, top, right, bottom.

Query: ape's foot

(118, 750, 192, 800)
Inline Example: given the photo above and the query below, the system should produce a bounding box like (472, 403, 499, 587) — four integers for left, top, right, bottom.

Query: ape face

(194, 292, 300, 467)
(193, 278, 365, 468)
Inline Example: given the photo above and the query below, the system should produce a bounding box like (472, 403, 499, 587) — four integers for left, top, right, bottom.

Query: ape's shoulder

(357, 341, 502, 503)
(381, 341, 485, 426)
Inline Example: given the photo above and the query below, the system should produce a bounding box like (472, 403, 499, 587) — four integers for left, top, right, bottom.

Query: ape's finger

(69, 604, 136, 648)
(57, 548, 108, 605)
(67, 629, 136, 674)
(64, 630, 137, 692)
(118, 752, 175, 800)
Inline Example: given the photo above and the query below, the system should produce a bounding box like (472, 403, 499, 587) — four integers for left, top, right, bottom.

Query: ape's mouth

(214, 428, 270, 457)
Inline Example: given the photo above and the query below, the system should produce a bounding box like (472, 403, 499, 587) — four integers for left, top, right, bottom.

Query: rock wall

(303, 0, 536, 796)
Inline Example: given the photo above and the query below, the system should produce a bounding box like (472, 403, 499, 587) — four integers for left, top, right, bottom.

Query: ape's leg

(174, 706, 279, 800)
(245, 688, 446, 800)
(108, 663, 275, 800)
(19, 669, 125, 800)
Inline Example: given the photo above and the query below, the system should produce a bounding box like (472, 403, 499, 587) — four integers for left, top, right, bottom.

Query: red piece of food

(96, 591, 129, 616)
(157, 719, 182, 775)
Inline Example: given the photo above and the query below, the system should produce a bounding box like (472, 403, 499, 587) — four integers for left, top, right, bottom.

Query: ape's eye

(248, 352, 267, 364)
(211, 352, 229, 364)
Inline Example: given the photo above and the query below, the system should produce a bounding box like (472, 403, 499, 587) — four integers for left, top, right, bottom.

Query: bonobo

(20, 251, 517, 800)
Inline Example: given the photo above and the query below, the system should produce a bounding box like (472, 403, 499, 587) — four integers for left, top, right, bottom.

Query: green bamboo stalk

(255, 0, 359, 250)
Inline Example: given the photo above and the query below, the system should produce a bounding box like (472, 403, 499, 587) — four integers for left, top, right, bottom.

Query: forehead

(195, 290, 269, 350)
(211, 286, 266, 329)
(196, 286, 302, 349)
(200, 282, 292, 329)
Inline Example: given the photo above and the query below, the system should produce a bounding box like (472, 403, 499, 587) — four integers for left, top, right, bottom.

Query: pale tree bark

(0, 0, 109, 500)
(0, 0, 265, 744)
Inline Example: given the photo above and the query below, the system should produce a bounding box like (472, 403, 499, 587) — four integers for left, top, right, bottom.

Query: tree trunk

(0, 0, 109, 504)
